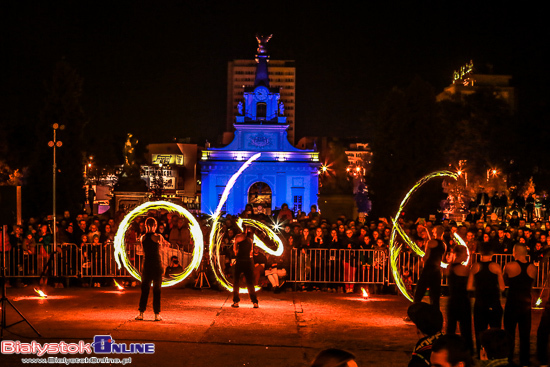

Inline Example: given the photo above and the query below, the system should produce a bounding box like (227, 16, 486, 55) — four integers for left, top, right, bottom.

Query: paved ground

(0, 284, 546, 366)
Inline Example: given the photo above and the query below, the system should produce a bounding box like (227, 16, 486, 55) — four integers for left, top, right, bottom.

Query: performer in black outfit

(467, 242, 505, 356)
(232, 227, 259, 308)
(413, 226, 446, 309)
(504, 244, 536, 366)
(444, 245, 473, 354)
(135, 217, 170, 321)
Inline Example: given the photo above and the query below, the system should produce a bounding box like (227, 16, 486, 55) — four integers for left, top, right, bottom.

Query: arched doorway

(248, 182, 272, 215)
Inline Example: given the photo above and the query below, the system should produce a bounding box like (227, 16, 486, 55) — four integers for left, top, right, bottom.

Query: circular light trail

(210, 216, 283, 294)
(113, 200, 204, 287)
(389, 171, 459, 301)
(207, 153, 285, 294)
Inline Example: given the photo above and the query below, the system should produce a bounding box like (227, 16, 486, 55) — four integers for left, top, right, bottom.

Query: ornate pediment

(249, 133, 272, 148)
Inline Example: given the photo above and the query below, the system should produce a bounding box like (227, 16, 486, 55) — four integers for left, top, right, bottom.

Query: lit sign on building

(152, 154, 184, 165)
(453, 60, 474, 84)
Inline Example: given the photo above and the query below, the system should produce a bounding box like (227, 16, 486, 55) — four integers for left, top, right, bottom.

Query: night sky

(2, 1, 547, 147)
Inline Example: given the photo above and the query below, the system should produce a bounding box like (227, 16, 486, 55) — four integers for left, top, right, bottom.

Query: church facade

(200, 36, 320, 216)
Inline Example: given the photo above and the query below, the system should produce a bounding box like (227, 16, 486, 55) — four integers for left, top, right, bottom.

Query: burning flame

(113, 279, 124, 291)
(361, 287, 369, 299)
(536, 298, 543, 307)
(34, 288, 47, 298)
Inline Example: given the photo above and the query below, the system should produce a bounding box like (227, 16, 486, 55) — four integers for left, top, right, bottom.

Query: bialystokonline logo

(1, 335, 155, 356)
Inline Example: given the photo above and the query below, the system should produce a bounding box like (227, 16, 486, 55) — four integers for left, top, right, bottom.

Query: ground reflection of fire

(34, 288, 47, 298)
(113, 279, 124, 291)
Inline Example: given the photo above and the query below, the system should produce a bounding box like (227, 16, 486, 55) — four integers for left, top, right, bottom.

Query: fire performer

(231, 226, 259, 309)
(135, 217, 170, 321)
(503, 244, 536, 366)
(413, 226, 446, 309)
(444, 245, 473, 354)
(467, 241, 505, 356)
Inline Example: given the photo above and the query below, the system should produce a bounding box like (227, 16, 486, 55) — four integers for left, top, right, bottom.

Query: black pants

(139, 266, 163, 314)
(478, 205, 487, 218)
(233, 259, 258, 304)
(447, 296, 474, 353)
(537, 305, 550, 364)
(414, 268, 441, 309)
(40, 252, 56, 278)
(474, 299, 503, 355)
(504, 301, 531, 365)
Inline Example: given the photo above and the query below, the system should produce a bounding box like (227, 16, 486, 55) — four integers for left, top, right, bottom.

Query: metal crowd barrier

(3, 244, 550, 289)
(2, 244, 80, 278)
(287, 248, 549, 289)
(2, 242, 128, 278)
(2, 241, 193, 279)
(290, 248, 393, 284)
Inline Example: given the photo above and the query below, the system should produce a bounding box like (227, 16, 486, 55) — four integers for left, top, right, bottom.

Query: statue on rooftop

(255, 34, 272, 54)
(279, 101, 285, 116)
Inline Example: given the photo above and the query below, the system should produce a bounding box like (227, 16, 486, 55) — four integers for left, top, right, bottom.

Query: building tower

(201, 35, 319, 216)
(227, 42, 296, 144)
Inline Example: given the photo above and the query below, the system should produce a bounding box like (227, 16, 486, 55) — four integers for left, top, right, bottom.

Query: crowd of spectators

(5, 191, 550, 366)
(3, 208, 211, 287)
(3, 188, 550, 291)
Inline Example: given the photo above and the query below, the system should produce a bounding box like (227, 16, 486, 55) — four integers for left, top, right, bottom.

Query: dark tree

(440, 88, 516, 182)
(24, 60, 88, 217)
(319, 139, 352, 195)
(366, 76, 450, 218)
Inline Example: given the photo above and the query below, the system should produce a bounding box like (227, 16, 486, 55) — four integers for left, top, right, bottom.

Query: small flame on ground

(113, 279, 124, 291)
(34, 288, 47, 298)
(536, 298, 543, 307)
(361, 287, 369, 298)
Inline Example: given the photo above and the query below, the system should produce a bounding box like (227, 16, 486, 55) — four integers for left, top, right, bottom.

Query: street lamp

(487, 168, 499, 182)
(456, 160, 468, 187)
(457, 169, 468, 187)
(48, 123, 64, 259)
(84, 156, 93, 181)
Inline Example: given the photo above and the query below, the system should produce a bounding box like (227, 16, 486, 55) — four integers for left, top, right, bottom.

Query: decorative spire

(254, 34, 272, 87)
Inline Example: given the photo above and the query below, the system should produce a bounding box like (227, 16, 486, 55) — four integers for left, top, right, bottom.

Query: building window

(256, 102, 266, 118)
(293, 195, 303, 213)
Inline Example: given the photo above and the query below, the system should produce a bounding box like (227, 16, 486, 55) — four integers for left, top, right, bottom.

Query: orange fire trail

(113, 279, 124, 291)
(34, 288, 47, 298)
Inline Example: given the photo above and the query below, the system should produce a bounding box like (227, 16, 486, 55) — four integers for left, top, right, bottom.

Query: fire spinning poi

(389, 171, 469, 302)
(208, 153, 284, 293)
(113, 201, 204, 287)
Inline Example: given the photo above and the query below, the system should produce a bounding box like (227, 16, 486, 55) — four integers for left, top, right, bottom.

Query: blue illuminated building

(201, 35, 320, 216)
